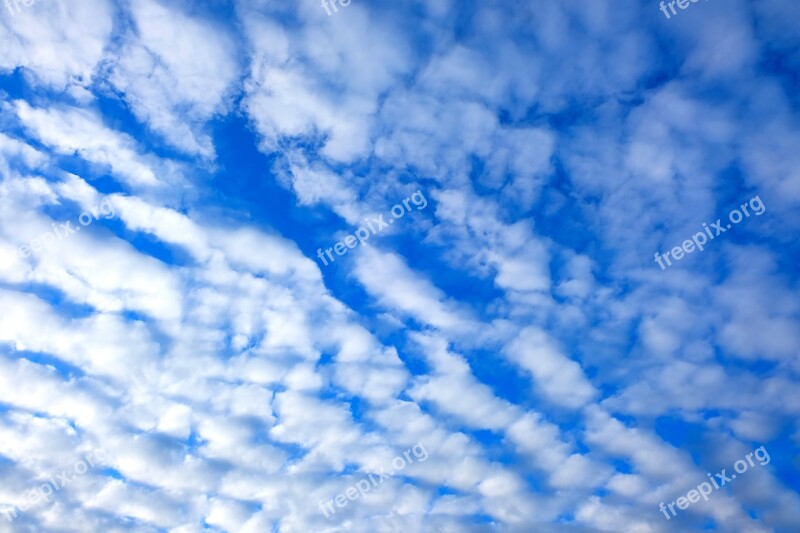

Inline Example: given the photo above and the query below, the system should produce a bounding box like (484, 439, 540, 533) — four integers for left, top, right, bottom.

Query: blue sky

(0, 0, 799, 531)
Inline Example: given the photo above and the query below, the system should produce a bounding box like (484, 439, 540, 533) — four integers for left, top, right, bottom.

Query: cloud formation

(0, 0, 798, 531)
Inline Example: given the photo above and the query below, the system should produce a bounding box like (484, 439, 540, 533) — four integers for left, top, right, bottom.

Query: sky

(0, 0, 799, 531)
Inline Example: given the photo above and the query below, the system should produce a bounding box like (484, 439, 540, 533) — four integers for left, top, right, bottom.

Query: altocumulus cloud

(0, 0, 798, 531)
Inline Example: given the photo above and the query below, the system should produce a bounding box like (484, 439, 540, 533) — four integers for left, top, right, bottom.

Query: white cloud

(107, 0, 240, 157)
(505, 327, 597, 409)
(0, 0, 113, 88)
